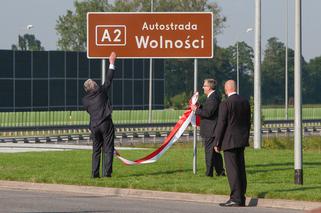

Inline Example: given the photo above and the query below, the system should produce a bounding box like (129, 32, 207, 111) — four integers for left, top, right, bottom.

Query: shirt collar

(207, 90, 215, 98)
(228, 92, 237, 97)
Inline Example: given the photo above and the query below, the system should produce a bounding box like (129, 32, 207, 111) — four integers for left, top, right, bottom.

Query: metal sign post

(101, 59, 106, 176)
(193, 59, 198, 174)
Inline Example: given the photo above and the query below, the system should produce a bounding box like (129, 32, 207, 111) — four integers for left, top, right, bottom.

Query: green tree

(305, 56, 321, 103)
(226, 41, 254, 99)
(11, 34, 44, 51)
(56, 0, 107, 51)
(261, 37, 296, 105)
(164, 44, 233, 108)
(56, 0, 225, 51)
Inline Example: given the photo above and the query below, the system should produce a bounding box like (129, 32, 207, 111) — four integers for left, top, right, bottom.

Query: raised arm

(102, 52, 117, 90)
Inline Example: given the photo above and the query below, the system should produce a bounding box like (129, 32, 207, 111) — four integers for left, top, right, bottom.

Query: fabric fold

(115, 92, 199, 165)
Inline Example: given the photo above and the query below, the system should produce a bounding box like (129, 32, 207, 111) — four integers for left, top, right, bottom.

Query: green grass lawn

(0, 143, 320, 202)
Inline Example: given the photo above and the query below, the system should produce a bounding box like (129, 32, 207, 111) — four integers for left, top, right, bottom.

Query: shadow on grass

(274, 186, 321, 193)
(117, 168, 193, 178)
(247, 162, 293, 167)
(247, 162, 321, 174)
(247, 167, 291, 174)
(248, 162, 321, 168)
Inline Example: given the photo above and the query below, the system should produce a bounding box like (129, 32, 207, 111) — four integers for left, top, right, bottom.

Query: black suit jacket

(82, 67, 115, 129)
(214, 94, 251, 151)
(195, 91, 221, 138)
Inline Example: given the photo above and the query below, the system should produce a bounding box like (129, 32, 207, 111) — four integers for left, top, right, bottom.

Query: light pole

(254, 0, 262, 149)
(236, 28, 253, 94)
(285, 0, 289, 120)
(148, 0, 154, 123)
(294, 0, 303, 185)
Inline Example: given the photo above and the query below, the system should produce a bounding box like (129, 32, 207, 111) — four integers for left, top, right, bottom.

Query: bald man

(214, 80, 251, 207)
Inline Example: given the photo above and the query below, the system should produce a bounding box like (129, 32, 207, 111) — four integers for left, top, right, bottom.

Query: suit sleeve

(195, 96, 219, 118)
(102, 67, 115, 91)
(214, 101, 228, 147)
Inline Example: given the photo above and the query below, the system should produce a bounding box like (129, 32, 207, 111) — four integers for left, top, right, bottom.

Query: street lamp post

(148, 0, 154, 123)
(294, 0, 303, 185)
(254, 0, 262, 149)
(285, 0, 289, 120)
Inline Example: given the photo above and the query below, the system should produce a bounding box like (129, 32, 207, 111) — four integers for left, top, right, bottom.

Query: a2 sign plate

(87, 12, 213, 59)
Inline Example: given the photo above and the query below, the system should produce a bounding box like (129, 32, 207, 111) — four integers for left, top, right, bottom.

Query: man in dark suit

(214, 80, 251, 207)
(191, 79, 225, 177)
(82, 52, 116, 178)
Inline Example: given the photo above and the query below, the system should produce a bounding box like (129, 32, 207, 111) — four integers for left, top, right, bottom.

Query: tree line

(11, 0, 321, 107)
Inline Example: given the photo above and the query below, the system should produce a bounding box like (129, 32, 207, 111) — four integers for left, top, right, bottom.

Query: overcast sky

(0, 0, 320, 61)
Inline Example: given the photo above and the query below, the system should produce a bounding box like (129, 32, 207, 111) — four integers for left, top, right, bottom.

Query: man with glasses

(191, 79, 225, 177)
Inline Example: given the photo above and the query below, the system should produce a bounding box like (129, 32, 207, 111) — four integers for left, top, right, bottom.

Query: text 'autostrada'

(135, 22, 205, 49)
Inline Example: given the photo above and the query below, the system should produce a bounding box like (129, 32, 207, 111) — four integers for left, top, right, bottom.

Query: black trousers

(223, 147, 247, 204)
(91, 117, 115, 177)
(203, 137, 224, 176)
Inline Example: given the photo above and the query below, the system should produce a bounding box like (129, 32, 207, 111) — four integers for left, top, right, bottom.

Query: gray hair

(84, 79, 98, 92)
(204, 79, 217, 90)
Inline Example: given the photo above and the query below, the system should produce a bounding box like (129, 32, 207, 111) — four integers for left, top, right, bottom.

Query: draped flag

(115, 92, 199, 165)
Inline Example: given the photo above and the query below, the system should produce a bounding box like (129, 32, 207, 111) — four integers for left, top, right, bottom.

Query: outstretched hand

(109, 52, 116, 65)
(214, 146, 221, 153)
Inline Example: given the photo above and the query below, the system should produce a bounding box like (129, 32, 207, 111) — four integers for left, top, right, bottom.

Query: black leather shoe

(103, 174, 112, 178)
(219, 200, 244, 207)
(216, 171, 226, 177)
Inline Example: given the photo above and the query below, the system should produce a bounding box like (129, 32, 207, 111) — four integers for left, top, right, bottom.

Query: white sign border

(87, 12, 213, 59)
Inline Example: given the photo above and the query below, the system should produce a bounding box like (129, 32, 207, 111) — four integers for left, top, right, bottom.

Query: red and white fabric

(115, 92, 199, 165)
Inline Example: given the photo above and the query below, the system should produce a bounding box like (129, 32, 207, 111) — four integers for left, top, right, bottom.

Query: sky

(1, 0, 320, 61)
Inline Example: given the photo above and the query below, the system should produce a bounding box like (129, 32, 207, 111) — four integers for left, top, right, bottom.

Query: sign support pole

(101, 59, 106, 176)
(193, 58, 198, 174)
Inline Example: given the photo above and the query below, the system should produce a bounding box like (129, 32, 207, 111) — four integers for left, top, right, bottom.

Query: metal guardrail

(0, 122, 176, 132)
(263, 119, 321, 125)
(1, 119, 321, 132)
(1, 120, 321, 144)
(1, 126, 321, 144)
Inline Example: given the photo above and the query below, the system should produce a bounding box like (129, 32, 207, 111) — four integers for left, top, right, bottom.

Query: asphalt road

(0, 189, 302, 213)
